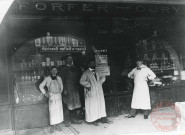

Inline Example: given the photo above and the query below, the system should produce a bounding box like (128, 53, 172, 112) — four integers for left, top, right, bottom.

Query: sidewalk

(0, 108, 184, 135)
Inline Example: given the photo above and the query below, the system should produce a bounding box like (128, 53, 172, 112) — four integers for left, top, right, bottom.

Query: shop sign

(11, 1, 185, 17)
(35, 33, 86, 52)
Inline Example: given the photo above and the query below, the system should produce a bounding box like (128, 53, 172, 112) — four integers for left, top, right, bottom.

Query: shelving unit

(135, 32, 180, 81)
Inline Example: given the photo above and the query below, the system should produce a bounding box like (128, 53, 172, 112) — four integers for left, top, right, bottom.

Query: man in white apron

(125, 59, 156, 119)
(80, 59, 112, 126)
(39, 66, 64, 133)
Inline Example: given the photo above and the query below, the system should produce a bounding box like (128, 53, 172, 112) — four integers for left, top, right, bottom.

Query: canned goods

(42, 62, 46, 66)
(50, 61, 54, 66)
(46, 61, 50, 66)
(46, 57, 50, 62)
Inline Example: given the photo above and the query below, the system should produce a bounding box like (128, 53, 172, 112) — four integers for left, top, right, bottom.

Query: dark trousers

(130, 108, 149, 116)
(63, 102, 80, 123)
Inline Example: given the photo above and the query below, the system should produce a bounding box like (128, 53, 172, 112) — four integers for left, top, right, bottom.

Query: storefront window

(136, 31, 183, 86)
(12, 34, 86, 105)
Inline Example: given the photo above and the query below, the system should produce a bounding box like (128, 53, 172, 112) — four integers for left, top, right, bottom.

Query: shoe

(55, 125, 62, 131)
(50, 126, 54, 133)
(92, 121, 99, 126)
(144, 115, 148, 119)
(65, 122, 70, 127)
(71, 119, 83, 124)
(124, 115, 135, 118)
(101, 119, 113, 124)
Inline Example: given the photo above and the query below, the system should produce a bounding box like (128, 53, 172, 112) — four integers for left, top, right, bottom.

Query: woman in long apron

(39, 66, 64, 133)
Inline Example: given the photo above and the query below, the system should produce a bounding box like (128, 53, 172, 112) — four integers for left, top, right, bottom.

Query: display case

(136, 31, 183, 86)
(13, 54, 67, 105)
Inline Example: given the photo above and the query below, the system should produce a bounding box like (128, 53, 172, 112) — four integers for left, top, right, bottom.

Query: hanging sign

(95, 54, 108, 66)
(35, 33, 86, 52)
(94, 49, 110, 76)
(96, 65, 110, 76)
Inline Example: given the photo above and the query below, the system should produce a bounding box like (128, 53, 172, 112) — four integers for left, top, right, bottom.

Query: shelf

(13, 67, 39, 71)
(154, 69, 174, 75)
(13, 66, 60, 71)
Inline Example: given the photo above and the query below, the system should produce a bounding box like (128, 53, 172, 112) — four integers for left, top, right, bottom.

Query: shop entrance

(11, 32, 87, 130)
(1, 0, 185, 132)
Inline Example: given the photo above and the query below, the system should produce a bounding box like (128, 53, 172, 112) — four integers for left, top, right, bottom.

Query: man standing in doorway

(59, 54, 82, 127)
(80, 58, 112, 126)
(125, 59, 156, 119)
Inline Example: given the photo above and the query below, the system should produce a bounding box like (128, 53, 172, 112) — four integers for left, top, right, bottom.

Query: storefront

(0, 0, 185, 131)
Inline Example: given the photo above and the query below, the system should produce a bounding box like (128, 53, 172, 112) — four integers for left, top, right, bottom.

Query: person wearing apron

(125, 59, 156, 119)
(39, 66, 64, 133)
(59, 54, 82, 127)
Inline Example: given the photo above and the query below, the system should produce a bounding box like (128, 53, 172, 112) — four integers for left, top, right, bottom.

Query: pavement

(0, 107, 184, 135)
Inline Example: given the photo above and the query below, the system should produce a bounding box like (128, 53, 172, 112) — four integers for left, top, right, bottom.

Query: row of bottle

(15, 71, 41, 81)
(20, 59, 36, 68)
(41, 60, 65, 67)
(149, 61, 175, 71)
(18, 58, 66, 69)
(143, 53, 174, 62)
(35, 32, 80, 47)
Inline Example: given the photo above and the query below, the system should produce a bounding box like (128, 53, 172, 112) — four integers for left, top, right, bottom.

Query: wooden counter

(105, 81, 185, 116)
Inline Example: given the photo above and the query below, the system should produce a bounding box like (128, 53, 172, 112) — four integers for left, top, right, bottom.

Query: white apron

(80, 70, 107, 122)
(48, 80, 63, 125)
(128, 65, 156, 110)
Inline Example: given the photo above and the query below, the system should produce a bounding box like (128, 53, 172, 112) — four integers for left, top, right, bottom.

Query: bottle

(20, 62, 24, 69)
(22, 59, 27, 68)
(28, 61, 32, 67)
(46, 61, 50, 67)
(42, 62, 46, 67)
(57, 60, 60, 66)
(21, 71, 25, 81)
(25, 71, 28, 81)
(31, 60, 36, 67)
(46, 32, 53, 46)
(28, 72, 31, 81)
(33, 71, 37, 80)
(62, 60, 65, 65)
(50, 61, 54, 66)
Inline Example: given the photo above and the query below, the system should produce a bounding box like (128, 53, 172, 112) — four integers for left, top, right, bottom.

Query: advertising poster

(94, 49, 110, 76)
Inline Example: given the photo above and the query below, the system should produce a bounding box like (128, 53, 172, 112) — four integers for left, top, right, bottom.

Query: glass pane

(12, 43, 47, 105)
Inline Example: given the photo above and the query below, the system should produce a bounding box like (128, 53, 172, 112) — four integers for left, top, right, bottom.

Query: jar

(50, 61, 54, 66)
(62, 60, 65, 65)
(28, 62, 32, 67)
(41, 62, 46, 66)
(46, 57, 50, 62)
(57, 61, 60, 66)
(46, 61, 50, 66)
(20, 63, 24, 68)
